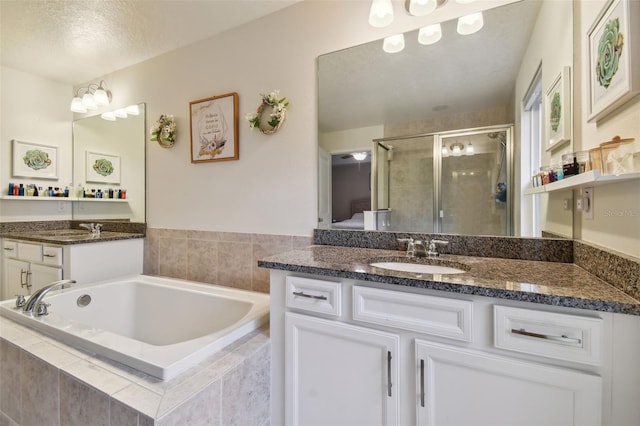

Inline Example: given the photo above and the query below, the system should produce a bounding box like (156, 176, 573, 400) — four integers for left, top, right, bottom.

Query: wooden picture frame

(587, 0, 640, 122)
(12, 140, 58, 179)
(189, 92, 239, 163)
(546, 66, 571, 151)
(86, 151, 121, 184)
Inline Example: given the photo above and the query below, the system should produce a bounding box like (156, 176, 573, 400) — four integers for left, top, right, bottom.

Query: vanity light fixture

(114, 108, 128, 119)
(457, 12, 484, 35)
(418, 23, 442, 45)
(465, 142, 475, 155)
(100, 104, 139, 121)
(352, 152, 368, 161)
(100, 111, 116, 121)
(450, 142, 465, 156)
(125, 104, 140, 115)
(369, 0, 394, 27)
(383, 34, 405, 53)
(70, 80, 112, 113)
(407, 0, 437, 16)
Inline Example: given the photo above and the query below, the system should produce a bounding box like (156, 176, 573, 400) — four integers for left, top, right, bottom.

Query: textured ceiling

(318, 0, 542, 132)
(0, 0, 301, 84)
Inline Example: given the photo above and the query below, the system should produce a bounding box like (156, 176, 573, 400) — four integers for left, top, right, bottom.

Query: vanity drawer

(494, 305, 603, 365)
(3, 240, 18, 256)
(286, 276, 342, 317)
(353, 286, 473, 342)
(17, 242, 42, 263)
(42, 245, 63, 266)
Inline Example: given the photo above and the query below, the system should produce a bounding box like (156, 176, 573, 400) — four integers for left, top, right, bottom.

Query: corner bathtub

(0, 275, 269, 380)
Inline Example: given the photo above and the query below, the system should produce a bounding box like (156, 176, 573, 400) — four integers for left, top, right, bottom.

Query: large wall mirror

(72, 103, 146, 223)
(318, 0, 573, 238)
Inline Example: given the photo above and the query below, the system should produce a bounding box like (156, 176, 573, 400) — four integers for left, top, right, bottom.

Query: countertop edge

(257, 260, 640, 316)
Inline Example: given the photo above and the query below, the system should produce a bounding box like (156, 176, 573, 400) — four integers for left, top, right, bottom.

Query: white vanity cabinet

(2, 240, 62, 297)
(270, 270, 640, 426)
(1, 237, 143, 300)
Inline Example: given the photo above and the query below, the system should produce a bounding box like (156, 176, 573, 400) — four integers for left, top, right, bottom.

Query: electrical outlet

(583, 187, 593, 220)
(563, 198, 571, 210)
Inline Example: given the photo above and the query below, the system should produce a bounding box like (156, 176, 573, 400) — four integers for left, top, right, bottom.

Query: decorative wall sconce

(70, 80, 112, 113)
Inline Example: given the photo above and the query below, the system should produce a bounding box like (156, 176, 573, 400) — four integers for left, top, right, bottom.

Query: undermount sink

(369, 257, 469, 275)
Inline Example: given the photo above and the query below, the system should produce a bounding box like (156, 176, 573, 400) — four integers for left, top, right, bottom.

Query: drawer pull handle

(3, 247, 15, 251)
(387, 351, 393, 397)
(511, 328, 582, 345)
(419, 359, 425, 407)
(292, 291, 328, 301)
(43, 254, 57, 258)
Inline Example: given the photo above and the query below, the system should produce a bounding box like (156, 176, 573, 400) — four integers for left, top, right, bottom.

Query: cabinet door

(29, 263, 62, 293)
(285, 312, 399, 426)
(3, 258, 30, 298)
(415, 340, 602, 426)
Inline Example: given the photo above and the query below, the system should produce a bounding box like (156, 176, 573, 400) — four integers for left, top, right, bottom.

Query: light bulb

(125, 105, 140, 115)
(383, 34, 405, 53)
(457, 12, 484, 35)
(465, 143, 475, 155)
(409, 0, 437, 16)
(101, 112, 116, 121)
(70, 97, 87, 113)
(352, 152, 368, 161)
(82, 93, 97, 110)
(114, 108, 128, 118)
(369, 0, 394, 28)
(93, 87, 109, 106)
(418, 23, 442, 45)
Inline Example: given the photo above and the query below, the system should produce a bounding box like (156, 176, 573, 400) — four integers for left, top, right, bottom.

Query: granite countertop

(0, 229, 145, 245)
(258, 245, 640, 315)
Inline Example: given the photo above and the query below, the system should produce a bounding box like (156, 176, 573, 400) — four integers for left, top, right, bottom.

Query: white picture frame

(546, 66, 572, 151)
(12, 140, 58, 179)
(86, 151, 121, 184)
(587, 0, 640, 122)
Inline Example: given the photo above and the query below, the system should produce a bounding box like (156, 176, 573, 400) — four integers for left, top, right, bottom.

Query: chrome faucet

(23, 279, 76, 316)
(427, 239, 449, 257)
(79, 223, 103, 237)
(397, 238, 416, 258)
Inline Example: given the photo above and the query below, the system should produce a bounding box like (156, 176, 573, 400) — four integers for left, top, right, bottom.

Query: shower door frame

(372, 124, 514, 235)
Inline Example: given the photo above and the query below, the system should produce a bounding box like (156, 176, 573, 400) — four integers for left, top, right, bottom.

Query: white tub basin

(370, 261, 467, 275)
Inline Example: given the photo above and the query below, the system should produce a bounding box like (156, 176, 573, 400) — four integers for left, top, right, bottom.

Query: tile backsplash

(143, 228, 312, 293)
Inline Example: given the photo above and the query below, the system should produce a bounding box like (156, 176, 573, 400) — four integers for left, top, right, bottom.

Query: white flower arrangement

(245, 90, 290, 135)
(150, 114, 177, 147)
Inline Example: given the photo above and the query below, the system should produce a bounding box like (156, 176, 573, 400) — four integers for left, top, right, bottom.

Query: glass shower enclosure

(372, 124, 513, 236)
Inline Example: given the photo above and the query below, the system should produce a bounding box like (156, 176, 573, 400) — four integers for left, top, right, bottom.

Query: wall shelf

(523, 170, 640, 195)
(0, 196, 128, 203)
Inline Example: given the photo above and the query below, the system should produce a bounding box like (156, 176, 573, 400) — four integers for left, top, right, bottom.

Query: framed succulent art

(546, 66, 571, 151)
(587, 0, 640, 122)
(12, 140, 58, 179)
(86, 151, 121, 184)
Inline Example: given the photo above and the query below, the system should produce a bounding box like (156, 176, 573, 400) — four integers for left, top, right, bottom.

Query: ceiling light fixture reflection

(465, 142, 475, 155)
(383, 34, 405, 53)
(457, 12, 484, 35)
(100, 112, 116, 121)
(450, 142, 464, 156)
(418, 23, 442, 45)
(352, 152, 368, 161)
(369, 0, 394, 27)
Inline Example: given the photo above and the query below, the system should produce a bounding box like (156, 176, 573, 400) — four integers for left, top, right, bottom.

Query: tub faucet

(23, 279, 76, 316)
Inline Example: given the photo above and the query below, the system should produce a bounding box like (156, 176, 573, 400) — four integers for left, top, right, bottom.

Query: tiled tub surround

(143, 228, 312, 294)
(258, 245, 640, 315)
(0, 317, 270, 426)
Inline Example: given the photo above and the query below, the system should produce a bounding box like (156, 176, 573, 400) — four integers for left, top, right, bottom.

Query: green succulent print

(550, 92, 561, 132)
(23, 149, 52, 171)
(93, 158, 114, 176)
(596, 17, 624, 89)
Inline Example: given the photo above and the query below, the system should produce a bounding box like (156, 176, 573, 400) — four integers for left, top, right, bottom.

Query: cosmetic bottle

(8, 183, 14, 196)
(18, 184, 24, 196)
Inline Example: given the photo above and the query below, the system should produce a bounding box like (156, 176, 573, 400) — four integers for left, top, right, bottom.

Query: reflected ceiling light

(352, 152, 368, 161)
(465, 142, 475, 155)
(70, 80, 112, 113)
(457, 12, 484, 35)
(100, 104, 139, 121)
(114, 108, 128, 118)
(408, 0, 437, 16)
(418, 23, 442, 45)
(383, 34, 405, 53)
(442, 146, 449, 157)
(369, 0, 394, 27)
(455, 0, 476, 3)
